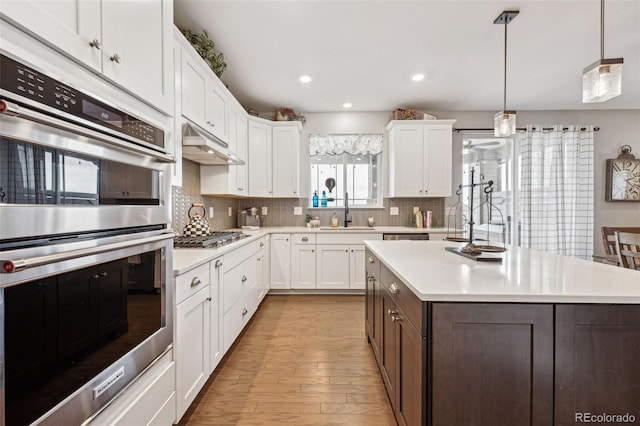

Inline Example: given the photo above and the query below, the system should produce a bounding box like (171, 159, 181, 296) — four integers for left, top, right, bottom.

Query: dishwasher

(383, 233, 430, 240)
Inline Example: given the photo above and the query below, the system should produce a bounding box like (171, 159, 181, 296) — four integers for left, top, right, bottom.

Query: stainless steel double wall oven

(0, 49, 174, 425)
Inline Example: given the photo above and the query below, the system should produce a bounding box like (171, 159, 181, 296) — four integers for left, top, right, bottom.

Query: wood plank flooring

(179, 295, 396, 425)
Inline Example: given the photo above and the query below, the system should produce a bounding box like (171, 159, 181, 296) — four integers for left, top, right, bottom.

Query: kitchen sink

(319, 226, 376, 231)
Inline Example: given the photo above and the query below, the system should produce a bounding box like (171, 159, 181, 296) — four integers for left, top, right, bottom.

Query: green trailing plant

(181, 28, 227, 78)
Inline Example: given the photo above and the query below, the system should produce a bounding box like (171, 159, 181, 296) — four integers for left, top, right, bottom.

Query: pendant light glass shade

(582, 0, 624, 103)
(493, 11, 518, 137)
(582, 58, 623, 103)
(494, 110, 517, 137)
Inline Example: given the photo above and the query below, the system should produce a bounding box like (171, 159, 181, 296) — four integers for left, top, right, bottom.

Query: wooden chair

(614, 231, 640, 270)
(601, 227, 640, 265)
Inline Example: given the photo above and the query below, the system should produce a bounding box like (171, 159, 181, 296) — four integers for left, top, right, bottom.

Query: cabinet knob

(391, 315, 400, 323)
(89, 39, 101, 50)
(241, 275, 247, 282)
(215, 259, 223, 268)
(191, 277, 201, 287)
(242, 308, 248, 316)
(110, 53, 121, 63)
(206, 297, 212, 302)
(260, 242, 264, 247)
(345, 249, 348, 252)
(92, 274, 100, 280)
(368, 257, 375, 264)
(312, 249, 314, 253)
(389, 283, 399, 294)
(101, 272, 108, 277)
(419, 190, 423, 193)
(388, 309, 397, 316)
(302, 237, 308, 242)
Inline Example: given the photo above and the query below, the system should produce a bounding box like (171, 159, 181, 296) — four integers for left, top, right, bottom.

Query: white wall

(298, 109, 640, 256)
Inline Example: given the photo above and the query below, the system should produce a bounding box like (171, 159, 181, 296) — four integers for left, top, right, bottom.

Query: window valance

(309, 134, 383, 156)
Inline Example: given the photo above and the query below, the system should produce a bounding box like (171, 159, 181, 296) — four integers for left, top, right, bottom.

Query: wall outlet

(390, 206, 399, 216)
(293, 206, 302, 216)
(209, 207, 215, 218)
(413, 206, 419, 214)
(262, 206, 268, 215)
(228, 207, 232, 217)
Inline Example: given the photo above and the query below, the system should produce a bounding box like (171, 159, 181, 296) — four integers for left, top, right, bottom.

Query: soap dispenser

(321, 191, 327, 207)
(312, 191, 319, 207)
(331, 212, 339, 227)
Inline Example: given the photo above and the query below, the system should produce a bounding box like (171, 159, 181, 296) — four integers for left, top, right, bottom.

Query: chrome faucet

(344, 192, 352, 227)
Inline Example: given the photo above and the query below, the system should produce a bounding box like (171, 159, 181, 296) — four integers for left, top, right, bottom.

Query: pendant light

(582, 0, 623, 103)
(493, 10, 519, 137)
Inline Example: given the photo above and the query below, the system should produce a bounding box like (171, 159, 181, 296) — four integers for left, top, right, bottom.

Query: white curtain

(309, 134, 383, 156)
(518, 125, 594, 259)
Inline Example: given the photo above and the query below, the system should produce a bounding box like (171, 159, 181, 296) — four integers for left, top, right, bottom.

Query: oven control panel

(0, 54, 164, 149)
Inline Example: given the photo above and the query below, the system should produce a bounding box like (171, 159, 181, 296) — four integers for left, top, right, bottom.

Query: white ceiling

(174, 0, 640, 113)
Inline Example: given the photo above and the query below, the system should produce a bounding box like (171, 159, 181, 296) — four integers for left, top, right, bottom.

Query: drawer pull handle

(302, 237, 308, 242)
(215, 260, 223, 268)
(368, 257, 375, 263)
(191, 277, 201, 287)
(389, 283, 399, 294)
(242, 308, 248, 316)
(241, 275, 247, 282)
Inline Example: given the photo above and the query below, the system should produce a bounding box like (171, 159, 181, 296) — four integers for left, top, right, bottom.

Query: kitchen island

(364, 240, 640, 426)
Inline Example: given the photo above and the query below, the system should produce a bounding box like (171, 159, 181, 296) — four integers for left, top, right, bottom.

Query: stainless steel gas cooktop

(173, 231, 247, 248)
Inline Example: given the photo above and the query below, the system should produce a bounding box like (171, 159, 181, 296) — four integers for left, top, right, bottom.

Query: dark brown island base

(364, 241, 640, 426)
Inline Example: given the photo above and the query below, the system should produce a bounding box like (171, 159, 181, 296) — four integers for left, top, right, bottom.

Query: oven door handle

(1, 232, 174, 273)
(0, 98, 175, 163)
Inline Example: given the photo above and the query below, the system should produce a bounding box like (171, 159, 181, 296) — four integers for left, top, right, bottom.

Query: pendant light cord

(600, 0, 605, 60)
(504, 20, 508, 111)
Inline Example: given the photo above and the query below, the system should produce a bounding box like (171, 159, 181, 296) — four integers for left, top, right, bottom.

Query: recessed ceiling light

(411, 73, 425, 82)
(342, 102, 353, 109)
(299, 75, 312, 83)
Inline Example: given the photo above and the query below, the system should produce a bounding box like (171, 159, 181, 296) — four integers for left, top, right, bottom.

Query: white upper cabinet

(272, 124, 300, 197)
(247, 117, 302, 198)
(200, 100, 248, 196)
(180, 42, 228, 141)
(387, 120, 457, 197)
(248, 118, 274, 197)
(1, 0, 174, 114)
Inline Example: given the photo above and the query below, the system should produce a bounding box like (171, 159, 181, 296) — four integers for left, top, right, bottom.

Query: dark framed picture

(605, 158, 640, 201)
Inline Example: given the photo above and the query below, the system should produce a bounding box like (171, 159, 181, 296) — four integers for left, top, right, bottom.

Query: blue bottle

(312, 191, 319, 207)
(321, 191, 327, 207)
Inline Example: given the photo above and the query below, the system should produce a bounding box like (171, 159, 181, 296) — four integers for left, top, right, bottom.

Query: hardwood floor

(180, 295, 396, 425)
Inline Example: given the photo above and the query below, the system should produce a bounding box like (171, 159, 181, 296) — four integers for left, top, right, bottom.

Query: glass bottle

(312, 191, 319, 207)
(321, 191, 327, 207)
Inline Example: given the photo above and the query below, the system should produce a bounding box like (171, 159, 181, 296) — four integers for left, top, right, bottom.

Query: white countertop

(173, 226, 451, 275)
(364, 240, 640, 303)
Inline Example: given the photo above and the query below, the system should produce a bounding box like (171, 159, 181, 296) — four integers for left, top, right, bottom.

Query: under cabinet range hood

(181, 120, 245, 165)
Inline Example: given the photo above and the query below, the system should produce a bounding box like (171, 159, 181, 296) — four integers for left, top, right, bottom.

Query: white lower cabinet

(88, 350, 175, 426)
(349, 245, 366, 289)
(270, 234, 291, 289)
(316, 245, 351, 289)
(175, 285, 210, 420)
(292, 234, 316, 289)
(208, 258, 224, 374)
(256, 236, 270, 301)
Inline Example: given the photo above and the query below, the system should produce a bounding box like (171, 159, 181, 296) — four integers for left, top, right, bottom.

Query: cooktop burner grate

(174, 231, 247, 248)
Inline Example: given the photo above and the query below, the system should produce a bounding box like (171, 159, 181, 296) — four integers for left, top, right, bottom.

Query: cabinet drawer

(317, 233, 381, 245)
(381, 264, 423, 335)
(292, 234, 316, 244)
(223, 285, 259, 353)
(223, 256, 257, 313)
(365, 249, 381, 278)
(175, 262, 210, 305)
(225, 240, 258, 271)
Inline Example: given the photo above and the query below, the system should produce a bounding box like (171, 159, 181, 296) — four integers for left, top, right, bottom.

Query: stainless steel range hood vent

(181, 120, 245, 165)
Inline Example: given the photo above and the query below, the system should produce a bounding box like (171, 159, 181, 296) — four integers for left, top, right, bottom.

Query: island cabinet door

(396, 316, 425, 426)
(380, 290, 398, 407)
(431, 303, 554, 426)
(555, 305, 640, 426)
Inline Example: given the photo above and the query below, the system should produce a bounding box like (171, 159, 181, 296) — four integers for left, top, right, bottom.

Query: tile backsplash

(173, 159, 445, 232)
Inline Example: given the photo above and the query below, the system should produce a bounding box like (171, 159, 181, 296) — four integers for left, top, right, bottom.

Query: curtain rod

(453, 127, 599, 132)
